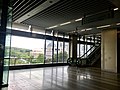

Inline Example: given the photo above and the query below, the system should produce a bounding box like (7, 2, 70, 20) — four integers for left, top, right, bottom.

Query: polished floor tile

(2, 66, 120, 90)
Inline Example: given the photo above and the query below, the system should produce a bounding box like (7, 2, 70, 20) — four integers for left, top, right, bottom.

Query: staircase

(67, 45, 101, 67)
(78, 45, 101, 67)
(67, 35, 101, 67)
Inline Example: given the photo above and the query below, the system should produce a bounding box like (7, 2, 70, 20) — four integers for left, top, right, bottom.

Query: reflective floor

(2, 66, 120, 90)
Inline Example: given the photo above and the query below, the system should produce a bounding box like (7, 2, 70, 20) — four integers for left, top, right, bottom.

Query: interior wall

(101, 29, 117, 73)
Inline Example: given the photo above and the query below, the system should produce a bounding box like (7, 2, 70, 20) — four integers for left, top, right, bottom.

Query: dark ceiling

(13, 0, 46, 21)
(12, 0, 118, 33)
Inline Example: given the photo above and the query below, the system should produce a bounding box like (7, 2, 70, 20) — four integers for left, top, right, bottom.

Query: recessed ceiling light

(46, 25, 58, 29)
(81, 29, 85, 32)
(116, 23, 120, 25)
(114, 8, 118, 11)
(60, 22, 71, 26)
(75, 18, 82, 22)
(97, 25, 111, 29)
(86, 28, 92, 30)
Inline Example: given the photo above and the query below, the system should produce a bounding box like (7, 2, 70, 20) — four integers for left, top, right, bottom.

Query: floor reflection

(67, 66, 92, 81)
(2, 66, 120, 90)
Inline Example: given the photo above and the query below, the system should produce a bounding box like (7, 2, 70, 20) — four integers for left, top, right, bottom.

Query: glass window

(10, 34, 70, 65)
(58, 41, 63, 63)
(53, 41, 57, 63)
(84, 44, 87, 58)
(80, 44, 84, 57)
(64, 42, 69, 63)
(45, 40, 53, 64)
(10, 36, 45, 65)
(3, 34, 11, 86)
(77, 44, 79, 57)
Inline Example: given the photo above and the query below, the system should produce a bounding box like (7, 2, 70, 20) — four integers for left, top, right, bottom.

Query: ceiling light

(97, 25, 111, 29)
(75, 18, 82, 22)
(60, 22, 71, 26)
(81, 29, 85, 32)
(46, 25, 58, 29)
(86, 28, 92, 31)
(114, 8, 118, 11)
(116, 23, 120, 25)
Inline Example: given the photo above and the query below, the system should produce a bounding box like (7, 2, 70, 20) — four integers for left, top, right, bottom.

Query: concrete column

(117, 29, 120, 73)
(69, 34, 77, 60)
(69, 35, 72, 58)
(101, 29, 117, 73)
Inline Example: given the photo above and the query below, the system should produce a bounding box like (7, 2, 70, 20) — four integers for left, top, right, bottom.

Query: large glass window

(10, 36, 45, 65)
(10, 34, 70, 65)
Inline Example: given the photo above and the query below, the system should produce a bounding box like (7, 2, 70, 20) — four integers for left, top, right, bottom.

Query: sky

(11, 35, 69, 50)
(11, 36, 45, 49)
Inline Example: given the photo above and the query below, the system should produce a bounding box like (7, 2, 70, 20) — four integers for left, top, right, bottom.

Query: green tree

(54, 51, 68, 62)
(4, 46, 10, 57)
(58, 52, 63, 62)
(53, 54, 57, 62)
(63, 51, 68, 62)
(36, 54, 44, 63)
(10, 47, 32, 65)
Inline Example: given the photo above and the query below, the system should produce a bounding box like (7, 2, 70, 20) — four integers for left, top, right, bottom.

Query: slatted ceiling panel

(13, 0, 46, 21)
(39, 0, 69, 15)
(28, 0, 114, 18)
(40, 0, 81, 16)
(12, 0, 116, 32)
(32, 0, 83, 20)
(13, 0, 33, 15)
(22, 0, 116, 29)
(13, 0, 45, 21)
(26, 0, 71, 21)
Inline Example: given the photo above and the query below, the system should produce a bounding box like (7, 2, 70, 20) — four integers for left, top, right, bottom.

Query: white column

(101, 29, 117, 73)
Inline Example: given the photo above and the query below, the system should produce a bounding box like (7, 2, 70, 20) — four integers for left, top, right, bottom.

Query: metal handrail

(80, 44, 101, 59)
(80, 46, 95, 58)
(87, 45, 101, 58)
